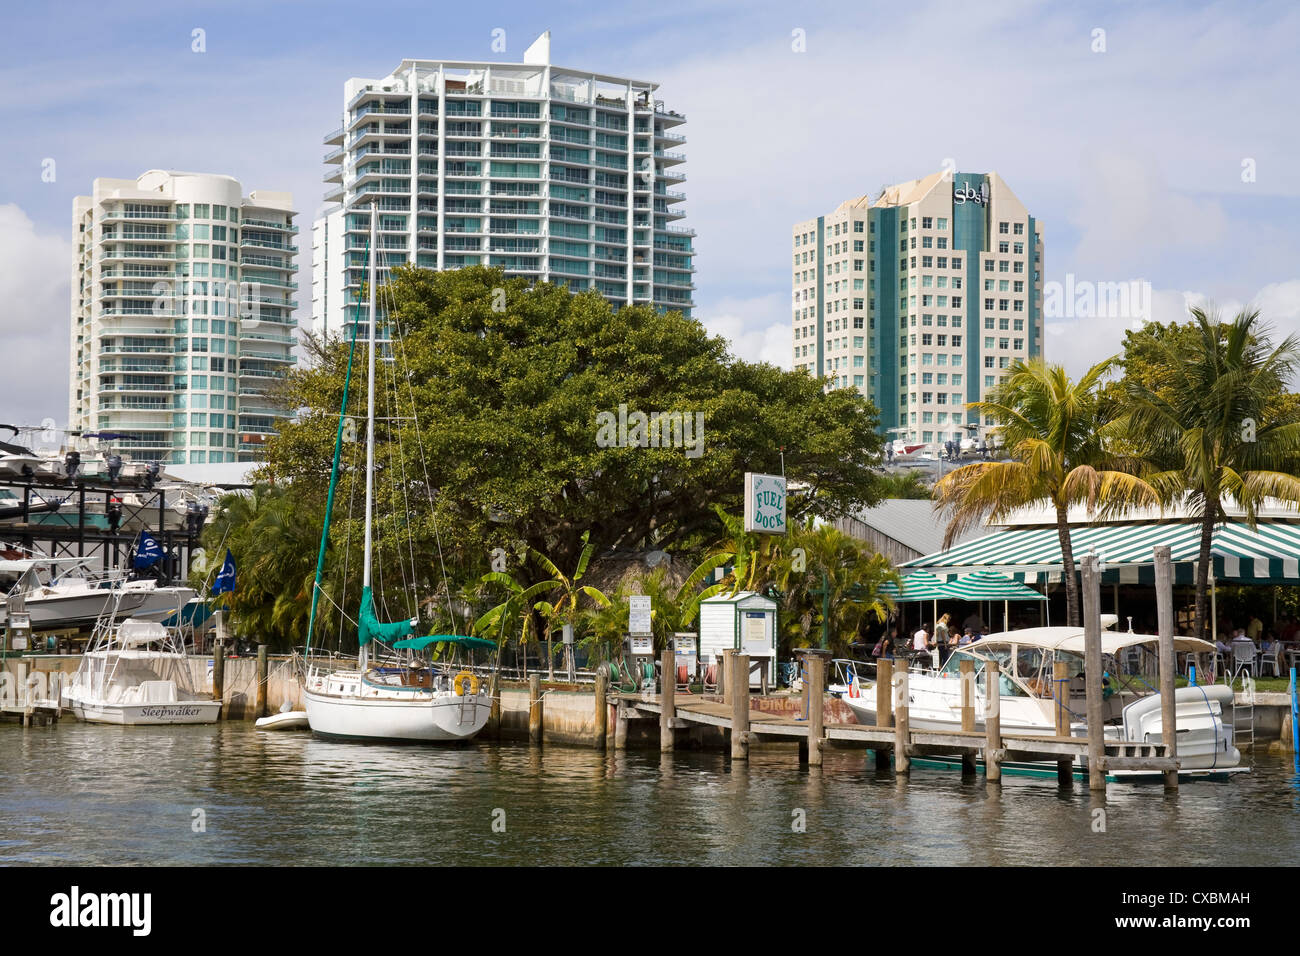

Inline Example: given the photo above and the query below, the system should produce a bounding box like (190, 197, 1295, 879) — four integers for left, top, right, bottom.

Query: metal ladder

(1231, 678, 1255, 761)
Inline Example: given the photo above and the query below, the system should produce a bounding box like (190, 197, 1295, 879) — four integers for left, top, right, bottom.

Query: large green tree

(262, 265, 887, 609)
(1107, 308, 1300, 640)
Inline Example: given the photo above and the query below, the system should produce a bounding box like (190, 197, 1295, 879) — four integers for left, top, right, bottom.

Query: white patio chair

(1229, 642, 1256, 683)
(1259, 645, 1281, 678)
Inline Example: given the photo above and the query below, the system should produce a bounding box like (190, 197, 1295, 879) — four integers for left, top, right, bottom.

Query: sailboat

(300, 203, 493, 742)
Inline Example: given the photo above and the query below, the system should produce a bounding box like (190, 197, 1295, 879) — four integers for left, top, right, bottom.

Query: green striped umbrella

(880, 571, 959, 637)
(943, 569, 1046, 633)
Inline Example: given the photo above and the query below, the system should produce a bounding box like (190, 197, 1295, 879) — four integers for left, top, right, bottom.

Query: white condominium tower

(69, 170, 298, 465)
(312, 31, 694, 338)
(791, 171, 1043, 447)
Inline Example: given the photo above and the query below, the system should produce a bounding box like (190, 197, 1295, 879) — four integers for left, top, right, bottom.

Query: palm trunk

(1056, 502, 1080, 627)
(1193, 498, 1218, 642)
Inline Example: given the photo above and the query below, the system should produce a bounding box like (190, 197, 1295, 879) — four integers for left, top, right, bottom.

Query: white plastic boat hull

(255, 711, 310, 731)
(63, 693, 221, 725)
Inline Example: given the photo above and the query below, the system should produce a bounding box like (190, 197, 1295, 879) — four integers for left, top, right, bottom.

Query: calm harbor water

(2, 722, 1297, 866)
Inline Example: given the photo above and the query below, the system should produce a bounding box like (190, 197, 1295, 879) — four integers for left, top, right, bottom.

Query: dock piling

(1154, 545, 1179, 790)
(660, 649, 675, 752)
(528, 673, 543, 745)
(594, 670, 608, 750)
(960, 657, 977, 773)
(255, 644, 268, 719)
(985, 660, 1002, 783)
(807, 652, 826, 766)
(873, 658, 893, 769)
(1053, 660, 1072, 786)
(1082, 554, 1106, 792)
(487, 672, 501, 739)
(894, 666, 910, 774)
(212, 638, 225, 719)
(731, 653, 750, 761)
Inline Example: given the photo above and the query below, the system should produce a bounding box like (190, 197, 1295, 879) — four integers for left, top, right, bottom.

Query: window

(937, 217, 948, 230)
(1014, 338, 1024, 350)
(952, 335, 962, 347)
(937, 256, 947, 268)
(1013, 222, 1024, 235)
(951, 257, 961, 269)
(853, 221, 863, 233)
(922, 217, 932, 228)
(998, 221, 1009, 234)
(985, 260, 994, 272)
(936, 237, 947, 249)
(998, 241, 1009, 253)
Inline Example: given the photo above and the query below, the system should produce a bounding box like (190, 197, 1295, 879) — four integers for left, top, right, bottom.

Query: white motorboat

(0, 559, 195, 629)
(841, 625, 1245, 779)
(300, 209, 491, 744)
(62, 618, 221, 725)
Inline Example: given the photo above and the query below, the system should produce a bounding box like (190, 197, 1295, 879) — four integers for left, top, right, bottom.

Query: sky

(2, 0, 1298, 428)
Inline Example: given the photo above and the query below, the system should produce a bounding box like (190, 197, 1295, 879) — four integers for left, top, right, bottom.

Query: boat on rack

(62, 617, 221, 725)
(839, 624, 1246, 780)
(0, 558, 196, 629)
(300, 205, 492, 743)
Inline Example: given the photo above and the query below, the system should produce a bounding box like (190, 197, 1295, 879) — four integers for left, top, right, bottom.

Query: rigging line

(380, 288, 418, 621)
(382, 278, 421, 623)
(312, 581, 358, 628)
(389, 283, 461, 635)
(376, 304, 412, 621)
(339, 416, 361, 649)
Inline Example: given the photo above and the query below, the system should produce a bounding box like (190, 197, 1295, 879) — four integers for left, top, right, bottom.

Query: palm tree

(877, 470, 932, 499)
(934, 358, 1158, 627)
(772, 522, 899, 654)
(1112, 308, 1300, 640)
(530, 531, 611, 679)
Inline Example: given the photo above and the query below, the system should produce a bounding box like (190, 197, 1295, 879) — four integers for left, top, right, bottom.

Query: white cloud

(696, 292, 790, 367)
(1047, 281, 1300, 383)
(0, 204, 70, 428)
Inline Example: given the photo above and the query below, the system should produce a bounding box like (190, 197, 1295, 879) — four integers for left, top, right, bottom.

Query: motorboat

(840, 624, 1246, 780)
(0, 559, 196, 629)
(62, 617, 221, 725)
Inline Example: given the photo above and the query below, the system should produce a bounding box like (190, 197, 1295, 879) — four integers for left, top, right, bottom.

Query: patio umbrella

(880, 570, 961, 635)
(943, 569, 1047, 632)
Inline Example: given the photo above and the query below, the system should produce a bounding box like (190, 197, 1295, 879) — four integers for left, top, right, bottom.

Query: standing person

(912, 624, 930, 666)
(934, 612, 952, 666)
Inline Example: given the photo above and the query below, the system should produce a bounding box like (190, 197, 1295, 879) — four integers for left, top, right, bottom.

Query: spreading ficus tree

(260, 266, 888, 605)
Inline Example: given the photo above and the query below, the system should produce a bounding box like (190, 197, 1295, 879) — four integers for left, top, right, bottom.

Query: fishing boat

(62, 617, 221, 725)
(0, 558, 196, 629)
(300, 206, 492, 743)
(840, 624, 1246, 780)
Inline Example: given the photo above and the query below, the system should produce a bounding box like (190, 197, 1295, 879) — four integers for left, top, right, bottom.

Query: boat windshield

(941, 647, 1027, 697)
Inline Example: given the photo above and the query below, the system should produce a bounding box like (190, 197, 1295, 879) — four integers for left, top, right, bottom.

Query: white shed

(698, 591, 778, 688)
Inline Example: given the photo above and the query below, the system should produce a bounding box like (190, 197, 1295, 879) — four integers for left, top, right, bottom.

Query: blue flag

(212, 549, 237, 596)
(133, 530, 163, 569)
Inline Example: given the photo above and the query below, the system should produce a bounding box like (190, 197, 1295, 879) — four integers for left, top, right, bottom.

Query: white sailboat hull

(304, 686, 491, 742)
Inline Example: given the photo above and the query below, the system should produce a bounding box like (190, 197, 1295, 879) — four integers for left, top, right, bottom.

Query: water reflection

(0, 723, 1296, 865)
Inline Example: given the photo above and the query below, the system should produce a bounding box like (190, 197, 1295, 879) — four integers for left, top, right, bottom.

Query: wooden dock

(617, 691, 1172, 773)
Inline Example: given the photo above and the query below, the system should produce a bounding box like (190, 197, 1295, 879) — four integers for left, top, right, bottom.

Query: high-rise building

(313, 31, 694, 338)
(69, 170, 298, 465)
(791, 171, 1043, 446)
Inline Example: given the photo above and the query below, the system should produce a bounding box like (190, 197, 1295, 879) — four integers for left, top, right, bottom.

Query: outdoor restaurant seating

(1230, 642, 1256, 681)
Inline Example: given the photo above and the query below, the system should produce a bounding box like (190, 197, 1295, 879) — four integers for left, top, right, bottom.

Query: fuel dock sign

(744, 473, 786, 534)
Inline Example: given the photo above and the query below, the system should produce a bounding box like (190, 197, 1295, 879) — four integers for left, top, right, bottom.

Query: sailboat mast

(363, 205, 377, 591)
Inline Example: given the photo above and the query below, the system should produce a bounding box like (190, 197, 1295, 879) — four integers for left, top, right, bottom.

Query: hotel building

(312, 31, 694, 338)
(69, 170, 298, 465)
(791, 171, 1043, 447)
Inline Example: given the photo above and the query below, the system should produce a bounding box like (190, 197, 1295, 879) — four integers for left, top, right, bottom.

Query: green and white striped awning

(880, 570, 956, 602)
(942, 570, 1047, 601)
(901, 521, 1300, 585)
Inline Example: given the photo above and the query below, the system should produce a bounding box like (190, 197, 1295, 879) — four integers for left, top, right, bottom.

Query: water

(2, 722, 1297, 866)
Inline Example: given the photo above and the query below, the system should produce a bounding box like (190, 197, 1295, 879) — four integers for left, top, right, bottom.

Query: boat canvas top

(959, 626, 1215, 658)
